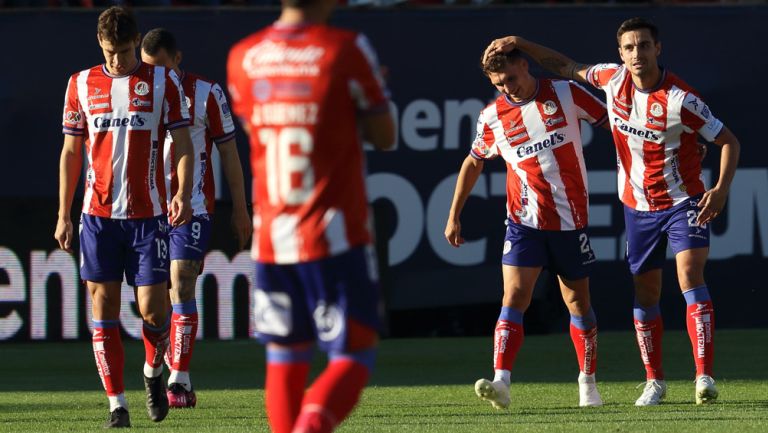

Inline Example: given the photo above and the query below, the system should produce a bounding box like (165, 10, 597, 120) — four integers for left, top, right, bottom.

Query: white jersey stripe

(109, 77, 131, 219)
(271, 214, 300, 264)
(77, 70, 96, 214)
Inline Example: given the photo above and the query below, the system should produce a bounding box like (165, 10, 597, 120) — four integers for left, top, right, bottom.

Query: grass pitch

(1, 329, 766, 432)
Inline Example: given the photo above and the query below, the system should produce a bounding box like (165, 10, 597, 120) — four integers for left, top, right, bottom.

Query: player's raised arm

(55, 134, 83, 252)
(445, 155, 485, 248)
(697, 126, 740, 225)
(484, 36, 592, 83)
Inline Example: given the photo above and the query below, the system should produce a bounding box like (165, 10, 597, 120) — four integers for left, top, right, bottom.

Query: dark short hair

(617, 17, 659, 44)
(481, 49, 524, 76)
(282, 0, 320, 7)
(142, 28, 178, 57)
(97, 6, 138, 46)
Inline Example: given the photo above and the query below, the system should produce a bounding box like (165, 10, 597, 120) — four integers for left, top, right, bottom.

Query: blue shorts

(252, 246, 381, 352)
(169, 214, 212, 261)
(79, 214, 170, 286)
(501, 220, 596, 280)
(624, 195, 710, 275)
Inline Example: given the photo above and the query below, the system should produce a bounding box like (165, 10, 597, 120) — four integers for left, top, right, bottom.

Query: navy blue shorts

(169, 214, 212, 261)
(501, 220, 596, 280)
(252, 246, 381, 352)
(79, 214, 170, 286)
(624, 195, 710, 275)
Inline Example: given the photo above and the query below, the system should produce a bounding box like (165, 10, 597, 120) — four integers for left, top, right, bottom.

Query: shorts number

(579, 233, 591, 254)
(258, 127, 314, 206)
(191, 221, 201, 240)
(155, 238, 168, 260)
(686, 210, 707, 228)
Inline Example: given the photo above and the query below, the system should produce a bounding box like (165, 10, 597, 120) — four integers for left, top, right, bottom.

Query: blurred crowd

(0, 0, 756, 8)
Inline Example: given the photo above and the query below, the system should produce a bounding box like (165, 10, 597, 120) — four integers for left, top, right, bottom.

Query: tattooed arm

(484, 36, 593, 83)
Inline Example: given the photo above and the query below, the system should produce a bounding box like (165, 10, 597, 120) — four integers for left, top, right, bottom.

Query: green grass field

(1, 329, 766, 432)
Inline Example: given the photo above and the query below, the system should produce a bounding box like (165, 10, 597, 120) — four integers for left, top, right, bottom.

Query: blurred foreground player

(484, 17, 741, 405)
(55, 6, 194, 428)
(445, 49, 607, 409)
(227, 0, 395, 431)
(141, 28, 252, 409)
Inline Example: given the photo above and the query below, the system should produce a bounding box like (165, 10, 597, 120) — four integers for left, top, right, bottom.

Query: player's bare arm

(55, 134, 84, 252)
(361, 111, 396, 150)
(445, 156, 484, 248)
(697, 126, 740, 225)
(169, 127, 194, 226)
(484, 36, 592, 83)
(217, 138, 252, 250)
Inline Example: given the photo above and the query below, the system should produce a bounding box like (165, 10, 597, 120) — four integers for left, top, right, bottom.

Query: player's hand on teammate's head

(169, 194, 192, 227)
(483, 36, 519, 65)
(54, 217, 74, 253)
(231, 208, 252, 251)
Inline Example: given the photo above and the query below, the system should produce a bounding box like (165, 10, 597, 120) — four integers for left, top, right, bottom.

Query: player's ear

(655, 41, 661, 57)
(134, 33, 142, 47)
(175, 51, 183, 67)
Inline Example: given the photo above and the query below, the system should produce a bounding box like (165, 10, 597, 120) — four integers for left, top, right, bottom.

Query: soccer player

(484, 17, 741, 405)
(445, 49, 607, 409)
(227, 0, 395, 430)
(140, 28, 252, 409)
(54, 6, 195, 428)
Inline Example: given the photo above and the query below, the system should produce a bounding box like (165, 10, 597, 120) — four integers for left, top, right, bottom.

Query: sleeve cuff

(212, 131, 236, 145)
(63, 127, 84, 136)
(165, 119, 191, 130)
(359, 101, 390, 116)
(591, 113, 608, 128)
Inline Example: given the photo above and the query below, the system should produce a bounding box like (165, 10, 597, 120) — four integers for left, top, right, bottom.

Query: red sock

(494, 319, 524, 372)
(92, 320, 125, 396)
(570, 324, 598, 375)
(142, 319, 170, 371)
(293, 358, 370, 433)
(686, 300, 714, 376)
(169, 308, 198, 373)
(634, 317, 664, 380)
(266, 362, 311, 433)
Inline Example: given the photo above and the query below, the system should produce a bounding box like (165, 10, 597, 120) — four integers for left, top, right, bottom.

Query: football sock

(633, 301, 664, 380)
(92, 320, 125, 405)
(293, 349, 375, 433)
(168, 300, 198, 390)
(493, 306, 524, 385)
(265, 346, 313, 433)
(570, 308, 598, 376)
(142, 316, 170, 378)
(683, 285, 715, 377)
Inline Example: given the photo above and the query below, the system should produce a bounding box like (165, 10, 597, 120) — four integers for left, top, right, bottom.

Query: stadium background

(0, 5, 767, 343)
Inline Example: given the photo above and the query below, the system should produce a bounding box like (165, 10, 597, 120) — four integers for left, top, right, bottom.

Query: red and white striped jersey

(586, 64, 724, 211)
(471, 79, 607, 231)
(227, 22, 389, 264)
(62, 62, 190, 219)
(163, 71, 236, 216)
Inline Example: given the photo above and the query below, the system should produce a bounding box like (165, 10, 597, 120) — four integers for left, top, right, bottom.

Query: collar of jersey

(632, 67, 667, 94)
(503, 79, 540, 107)
(101, 61, 141, 79)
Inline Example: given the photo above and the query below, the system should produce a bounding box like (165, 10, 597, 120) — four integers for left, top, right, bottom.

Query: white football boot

(474, 378, 510, 409)
(695, 375, 719, 404)
(578, 372, 603, 407)
(635, 379, 667, 406)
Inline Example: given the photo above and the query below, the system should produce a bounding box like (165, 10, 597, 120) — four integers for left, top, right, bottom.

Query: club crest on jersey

(65, 111, 81, 123)
(650, 102, 664, 117)
(185, 96, 192, 109)
(542, 100, 558, 115)
(134, 81, 149, 96)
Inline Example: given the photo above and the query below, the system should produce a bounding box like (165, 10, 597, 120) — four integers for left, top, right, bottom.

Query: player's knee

(502, 289, 531, 311)
(677, 264, 704, 290)
(141, 309, 168, 328)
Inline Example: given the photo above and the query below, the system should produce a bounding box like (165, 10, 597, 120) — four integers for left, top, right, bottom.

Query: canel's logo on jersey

(515, 131, 566, 158)
(613, 117, 661, 142)
(93, 114, 146, 129)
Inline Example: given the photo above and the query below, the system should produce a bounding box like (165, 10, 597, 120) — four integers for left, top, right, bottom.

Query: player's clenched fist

(54, 217, 73, 253)
(445, 219, 465, 248)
